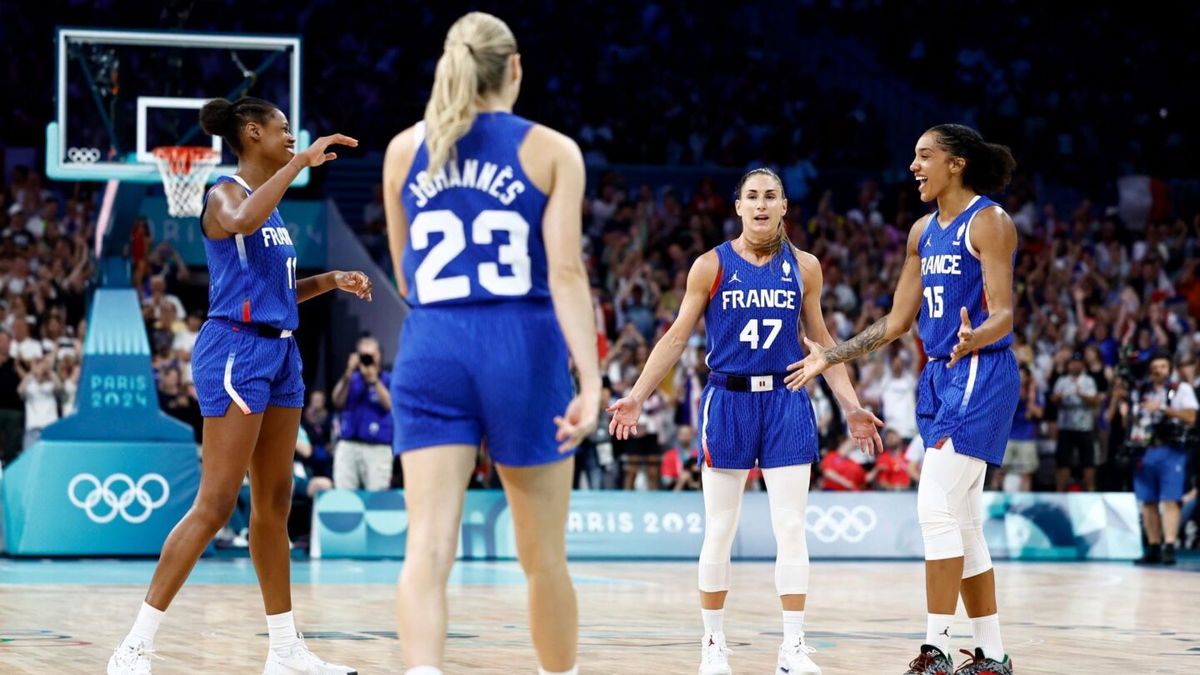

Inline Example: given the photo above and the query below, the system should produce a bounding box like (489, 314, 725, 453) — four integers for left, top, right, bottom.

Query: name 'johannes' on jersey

(704, 242, 805, 375)
(917, 195, 1013, 359)
(400, 112, 551, 308)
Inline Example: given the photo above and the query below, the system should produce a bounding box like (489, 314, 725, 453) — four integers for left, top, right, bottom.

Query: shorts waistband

(926, 345, 1011, 362)
(708, 372, 791, 392)
(210, 318, 293, 339)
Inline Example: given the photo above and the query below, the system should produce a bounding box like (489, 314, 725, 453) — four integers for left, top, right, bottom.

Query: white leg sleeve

(698, 466, 749, 593)
(959, 460, 992, 578)
(917, 439, 986, 561)
(762, 464, 813, 596)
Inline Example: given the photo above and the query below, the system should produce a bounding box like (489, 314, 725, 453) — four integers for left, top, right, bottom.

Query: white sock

(267, 611, 300, 652)
(538, 667, 578, 675)
(404, 668, 444, 675)
(124, 602, 165, 648)
(701, 608, 725, 636)
(782, 610, 805, 645)
(970, 613, 1004, 662)
(925, 613, 954, 655)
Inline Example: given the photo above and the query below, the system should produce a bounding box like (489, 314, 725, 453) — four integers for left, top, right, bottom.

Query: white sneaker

(698, 632, 733, 674)
(107, 641, 154, 674)
(776, 637, 821, 674)
(263, 634, 357, 674)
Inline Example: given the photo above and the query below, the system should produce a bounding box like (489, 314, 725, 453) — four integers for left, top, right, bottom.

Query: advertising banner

(312, 490, 1140, 561)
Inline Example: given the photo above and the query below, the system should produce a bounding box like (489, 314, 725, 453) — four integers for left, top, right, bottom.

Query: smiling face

(734, 173, 787, 239)
(243, 107, 296, 165)
(910, 132, 964, 202)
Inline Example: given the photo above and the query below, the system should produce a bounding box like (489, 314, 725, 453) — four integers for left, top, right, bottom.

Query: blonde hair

(424, 12, 517, 176)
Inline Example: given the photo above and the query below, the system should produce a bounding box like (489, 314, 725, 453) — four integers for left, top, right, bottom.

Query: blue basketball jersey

(704, 242, 804, 375)
(917, 195, 1012, 359)
(400, 112, 550, 307)
(200, 175, 299, 330)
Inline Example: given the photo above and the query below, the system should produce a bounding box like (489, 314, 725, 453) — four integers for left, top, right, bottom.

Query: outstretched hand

(606, 396, 643, 440)
(784, 336, 830, 391)
(845, 407, 885, 456)
(947, 307, 976, 367)
(334, 270, 373, 301)
(296, 133, 359, 168)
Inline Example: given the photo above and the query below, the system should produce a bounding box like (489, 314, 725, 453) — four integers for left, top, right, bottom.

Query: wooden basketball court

(0, 558, 1195, 673)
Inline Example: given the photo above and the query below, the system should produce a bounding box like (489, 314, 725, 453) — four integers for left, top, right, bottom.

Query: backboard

(47, 28, 309, 186)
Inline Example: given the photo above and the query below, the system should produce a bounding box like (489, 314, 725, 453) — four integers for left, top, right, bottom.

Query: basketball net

(151, 146, 220, 218)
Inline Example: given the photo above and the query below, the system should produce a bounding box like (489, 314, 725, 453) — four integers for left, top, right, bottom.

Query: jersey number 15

(410, 209, 532, 304)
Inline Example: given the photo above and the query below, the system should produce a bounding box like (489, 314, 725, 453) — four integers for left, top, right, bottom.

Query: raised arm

(786, 215, 929, 388)
(793, 250, 884, 453)
(203, 134, 357, 238)
(607, 252, 718, 440)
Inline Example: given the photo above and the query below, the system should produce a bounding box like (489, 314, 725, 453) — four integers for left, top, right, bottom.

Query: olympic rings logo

(67, 473, 170, 524)
(805, 504, 878, 543)
(66, 147, 102, 163)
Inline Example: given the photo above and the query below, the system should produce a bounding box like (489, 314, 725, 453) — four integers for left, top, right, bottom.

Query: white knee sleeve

(919, 439, 991, 564)
(772, 505, 810, 595)
(960, 518, 992, 578)
(918, 473, 963, 560)
(698, 468, 748, 592)
(698, 521, 735, 592)
(762, 464, 813, 596)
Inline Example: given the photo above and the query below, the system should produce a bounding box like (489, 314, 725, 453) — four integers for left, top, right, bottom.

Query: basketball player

(381, 13, 599, 675)
(786, 124, 1018, 674)
(108, 97, 369, 675)
(608, 168, 885, 675)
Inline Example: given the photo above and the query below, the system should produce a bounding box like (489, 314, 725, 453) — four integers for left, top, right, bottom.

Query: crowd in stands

(7, 2, 1197, 191)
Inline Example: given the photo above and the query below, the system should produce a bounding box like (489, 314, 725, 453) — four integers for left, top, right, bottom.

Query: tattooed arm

(785, 215, 929, 389)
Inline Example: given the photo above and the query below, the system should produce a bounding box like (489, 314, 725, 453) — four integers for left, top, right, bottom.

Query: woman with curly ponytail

(788, 124, 1021, 674)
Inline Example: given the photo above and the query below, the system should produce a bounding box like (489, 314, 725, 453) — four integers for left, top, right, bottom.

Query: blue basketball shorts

(698, 379, 819, 470)
(192, 320, 305, 417)
(1134, 446, 1189, 503)
(391, 301, 573, 467)
(916, 348, 1019, 466)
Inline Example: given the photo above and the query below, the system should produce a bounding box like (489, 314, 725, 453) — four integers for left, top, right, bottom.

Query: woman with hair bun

(108, 96, 368, 675)
(789, 124, 1019, 674)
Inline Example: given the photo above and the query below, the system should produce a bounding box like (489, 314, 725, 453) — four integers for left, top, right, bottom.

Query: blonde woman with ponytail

(608, 168, 884, 675)
(382, 12, 598, 675)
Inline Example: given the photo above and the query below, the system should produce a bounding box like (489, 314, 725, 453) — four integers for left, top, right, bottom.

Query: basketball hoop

(151, 146, 220, 218)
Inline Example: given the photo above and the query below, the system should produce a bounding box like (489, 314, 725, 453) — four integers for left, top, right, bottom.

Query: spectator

(302, 390, 335, 479)
(661, 425, 701, 492)
(141, 274, 186, 322)
(994, 366, 1043, 492)
(56, 351, 80, 417)
(878, 350, 918, 443)
(0, 331, 24, 464)
(18, 354, 60, 448)
(819, 438, 867, 491)
(1131, 353, 1199, 565)
(157, 364, 202, 442)
(1052, 353, 1101, 491)
(868, 429, 913, 490)
(9, 316, 43, 368)
(331, 336, 394, 491)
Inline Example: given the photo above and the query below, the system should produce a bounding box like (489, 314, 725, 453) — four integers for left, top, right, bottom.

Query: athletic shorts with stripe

(391, 301, 573, 467)
(916, 348, 1019, 466)
(698, 384, 819, 469)
(192, 320, 305, 417)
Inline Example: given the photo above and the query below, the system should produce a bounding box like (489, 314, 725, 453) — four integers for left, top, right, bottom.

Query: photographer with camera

(1130, 351, 1198, 565)
(331, 335, 394, 490)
